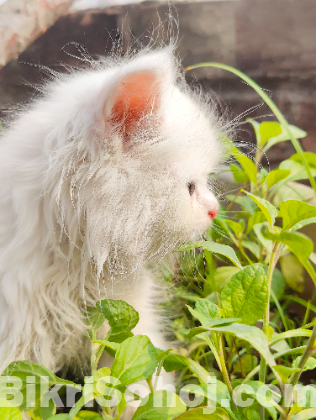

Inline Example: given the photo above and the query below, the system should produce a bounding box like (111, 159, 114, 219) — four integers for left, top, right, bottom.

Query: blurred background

(0, 0, 315, 167)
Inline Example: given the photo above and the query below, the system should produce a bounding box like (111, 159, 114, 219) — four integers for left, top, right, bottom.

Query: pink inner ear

(111, 73, 160, 136)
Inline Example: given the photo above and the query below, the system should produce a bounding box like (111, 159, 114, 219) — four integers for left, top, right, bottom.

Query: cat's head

(44, 48, 225, 276)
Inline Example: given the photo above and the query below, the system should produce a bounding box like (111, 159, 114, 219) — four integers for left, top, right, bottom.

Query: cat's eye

(187, 182, 196, 196)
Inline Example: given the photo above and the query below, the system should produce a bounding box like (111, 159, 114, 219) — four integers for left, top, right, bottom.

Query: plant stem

(217, 333, 235, 404)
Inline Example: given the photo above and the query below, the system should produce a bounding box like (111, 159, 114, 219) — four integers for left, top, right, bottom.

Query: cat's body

(0, 47, 222, 376)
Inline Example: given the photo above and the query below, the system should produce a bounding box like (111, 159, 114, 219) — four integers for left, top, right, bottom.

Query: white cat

(0, 46, 223, 375)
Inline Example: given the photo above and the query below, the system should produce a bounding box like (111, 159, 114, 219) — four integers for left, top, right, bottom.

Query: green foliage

(2, 68, 316, 420)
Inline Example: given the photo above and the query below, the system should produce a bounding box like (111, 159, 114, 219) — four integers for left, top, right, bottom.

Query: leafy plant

(2, 66, 316, 420)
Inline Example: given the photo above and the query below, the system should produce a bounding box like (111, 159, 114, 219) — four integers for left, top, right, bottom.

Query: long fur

(0, 46, 224, 374)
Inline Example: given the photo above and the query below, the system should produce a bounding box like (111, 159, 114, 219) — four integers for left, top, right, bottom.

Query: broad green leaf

(0, 399, 21, 420)
(242, 191, 278, 227)
(273, 365, 300, 383)
(267, 169, 290, 189)
(259, 121, 282, 147)
(293, 356, 316, 371)
(186, 299, 221, 327)
(111, 335, 157, 386)
(163, 354, 190, 372)
(246, 211, 266, 234)
(173, 406, 231, 419)
(96, 299, 139, 337)
(291, 408, 316, 420)
(279, 200, 316, 231)
(231, 146, 257, 183)
(213, 267, 241, 293)
(176, 241, 242, 269)
(253, 222, 273, 252)
(196, 298, 220, 319)
(280, 254, 305, 293)
(241, 240, 260, 259)
(188, 323, 276, 370)
(1, 361, 79, 411)
(272, 181, 315, 207)
(221, 264, 268, 325)
(232, 354, 258, 376)
(131, 391, 186, 420)
(263, 124, 307, 151)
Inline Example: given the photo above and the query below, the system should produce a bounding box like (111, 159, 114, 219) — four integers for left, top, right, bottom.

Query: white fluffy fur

(0, 47, 223, 374)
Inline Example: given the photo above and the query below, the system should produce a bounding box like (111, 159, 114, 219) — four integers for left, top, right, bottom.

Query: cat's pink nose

(208, 206, 218, 219)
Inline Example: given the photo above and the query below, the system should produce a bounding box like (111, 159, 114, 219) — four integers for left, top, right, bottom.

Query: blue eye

(187, 182, 195, 196)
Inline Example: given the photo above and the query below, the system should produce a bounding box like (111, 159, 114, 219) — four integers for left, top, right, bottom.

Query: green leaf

(213, 267, 241, 293)
(173, 406, 231, 419)
(246, 211, 266, 234)
(111, 335, 158, 386)
(225, 219, 244, 236)
(221, 264, 268, 325)
(259, 121, 282, 147)
(273, 181, 315, 207)
(290, 151, 316, 168)
(176, 241, 242, 269)
(246, 118, 261, 143)
(291, 408, 316, 420)
(93, 339, 120, 357)
(196, 298, 220, 319)
(96, 299, 139, 337)
(267, 169, 291, 189)
(293, 356, 316, 372)
(291, 216, 316, 232)
(131, 391, 186, 420)
(230, 164, 249, 183)
(0, 400, 22, 420)
(163, 354, 190, 372)
(74, 412, 104, 420)
(273, 365, 300, 383)
(263, 124, 307, 151)
(269, 329, 312, 346)
(253, 222, 273, 253)
(1, 361, 79, 411)
(279, 159, 316, 185)
(264, 228, 316, 285)
(32, 395, 56, 420)
(280, 254, 305, 293)
(189, 323, 276, 370)
(46, 416, 69, 420)
(279, 200, 316, 231)
(231, 146, 257, 183)
(271, 267, 286, 300)
(85, 306, 106, 331)
(241, 241, 260, 260)
(242, 191, 278, 228)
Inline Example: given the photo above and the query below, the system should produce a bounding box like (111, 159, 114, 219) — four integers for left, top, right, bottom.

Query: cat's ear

(100, 51, 175, 139)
